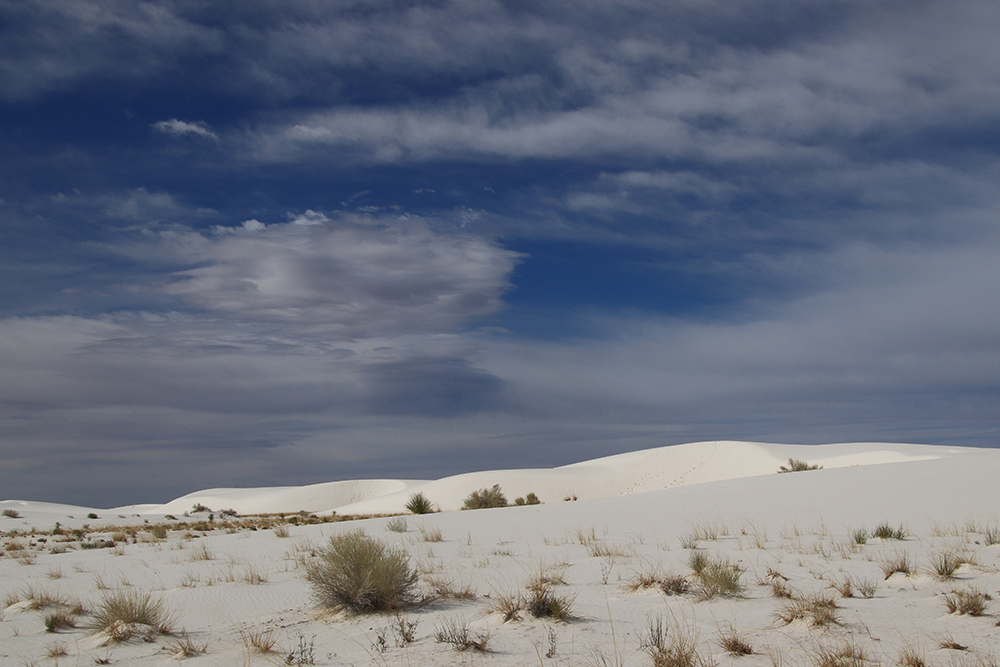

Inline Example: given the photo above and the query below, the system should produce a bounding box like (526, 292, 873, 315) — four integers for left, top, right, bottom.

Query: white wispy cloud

(152, 119, 219, 141)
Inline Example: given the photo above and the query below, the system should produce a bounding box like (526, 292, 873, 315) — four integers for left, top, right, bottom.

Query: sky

(2, 0, 1000, 508)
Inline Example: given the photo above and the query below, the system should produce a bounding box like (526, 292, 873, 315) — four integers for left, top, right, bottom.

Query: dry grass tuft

(693, 556, 745, 600)
(305, 530, 417, 614)
(717, 623, 754, 655)
(776, 593, 840, 626)
(418, 525, 444, 542)
(898, 645, 928, 667)
(881, 552, 913, 579)
(640, 616, 716, 667)
(434, 617, 492, 652)
(236, 622, 279, 654)
(943, 588, 990, 616)
(929, 551, 962, 579)
(811, 641, 867, 667)
(92, 589, 176, 642)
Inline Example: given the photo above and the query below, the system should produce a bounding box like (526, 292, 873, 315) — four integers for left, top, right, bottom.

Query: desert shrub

(237, 623, 279, 654)
(1, 509, 19, 518)
(87, 512, 99, 519)
(771, 578, 794, 599)
(856, 578, 878, 599)
(776, 593, 840, 626)
(513, 492, 541, 506)
(418, 525, 443, 542)
(943, 588, 990, 616)
(688, 550, 710, 575)
(525, 578, 575, 620)
(930, 551, 962, 579)
(486, 589, 523, 622)
(983, 525, 1000, 546)
(462, 484, 507, 510)
(851, 528, 869, 545)
(92, 589, 175, 642)
(150, 525, 168, 540)
(811, 642, 866, 667)
(881, 552, 912, 579)
(778, 458, 822, 473)
(385, 517, 408, 533)
(640, 616, 714, 667)
(693, 556, 744, 600)
(898, 646, 928, 667)
(661, 575, 693, 596)
(434, 617, 492, 652)
(717, 623, 754, 655)
(873, 523, 906, 540)
(273, 524, 291, 538)
(191, 504, 211, 513)
(304, 531, 417, 614)
(44, 611, 77, 632)
(405, 493, 434, 515)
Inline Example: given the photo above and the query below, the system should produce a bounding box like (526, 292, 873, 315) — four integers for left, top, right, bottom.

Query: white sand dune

(2, 440, 999, 667)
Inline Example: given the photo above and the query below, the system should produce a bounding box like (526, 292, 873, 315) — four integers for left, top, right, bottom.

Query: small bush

(811, 642, 866, 667)
(930, 552, 962, 579)
(434, 617, 492, 652)
(778, 458, 822, 473)
(898, 646, 928, 667)
(87, 512, 99, 519)
(305, 531, 417, 614)
(44, 611, 77, 632)
(1, 509, 19, 518)
(513, 492, 541, 506)
(693, 556, 744, 600)
(776, 593, 840, 626)
(661, 575, 693, 596)
(873, 523, 906, 540)
(881, 552, 912, 579)
(851, 528, 869, 545)
(418, 525, 443, 542)
(405, 493, 434, 515)
(92, 589, 175, 642)
(856, 578, 878, 599)
(688, 550, 710, 575)
(525, 578, 575, 620)
(717, 624, 754, 655)
(462, 484, 508, 510)
(641, 617, 714, 667)
(944, 588, 990, 616)
(385, 517, 408, 533)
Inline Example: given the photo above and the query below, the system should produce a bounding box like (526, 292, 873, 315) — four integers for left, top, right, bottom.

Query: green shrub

(778, 458, 822, 473)
(513, 492, 541, 506)
(405, 493, 434, 515)
(873, 523, 906, 540)
(462, 484, 507, 510)
(693, 557, 745, 600)
(305, 531, 417, 614)
(1, 509, 19, 518)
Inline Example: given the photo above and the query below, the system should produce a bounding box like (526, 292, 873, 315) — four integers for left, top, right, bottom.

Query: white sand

(2, 440, 999, 666)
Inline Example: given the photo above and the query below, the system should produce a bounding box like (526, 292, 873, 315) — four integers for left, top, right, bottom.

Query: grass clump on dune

(92, 589, 175, 642)
(778, 459, 822, 473)
(305, 531, 418, 614)
(462, 484, 508, 510)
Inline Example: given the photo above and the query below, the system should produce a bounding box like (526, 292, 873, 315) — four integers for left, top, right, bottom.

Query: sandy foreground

(2, 441, 1000, 666)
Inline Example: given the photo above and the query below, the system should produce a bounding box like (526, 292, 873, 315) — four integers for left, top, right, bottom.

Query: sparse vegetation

(930, 551, 962, 579)
(434, 617, 492, 652)
(405, 493, 434, 515)
(385, 517, 407, 533)
(943, 588, 990, 616)
(462, 484, 508, 510)
(776, 593, 840, 626)
(92, 589, 176, 642)
(692, 555, 744, 600)
(778, 459, 822, 473)
(513, 492, 541, 505)
(640, 616, 715, 667)
(881, 552, 913, 579)
(717, 623, 754, 655)
(873, 522, 907, 540)
(1, 508, 19, 518)
(304, 531, 418, 614)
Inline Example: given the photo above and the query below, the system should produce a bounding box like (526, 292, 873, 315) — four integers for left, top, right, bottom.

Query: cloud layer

(2, 0, 1000, 506)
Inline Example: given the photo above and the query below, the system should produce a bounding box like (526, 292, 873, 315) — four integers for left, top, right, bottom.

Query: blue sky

(3, 0, 1000, 507)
